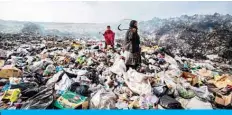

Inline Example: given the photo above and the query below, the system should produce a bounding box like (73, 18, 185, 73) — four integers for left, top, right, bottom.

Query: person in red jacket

(103, 26, 115, 51)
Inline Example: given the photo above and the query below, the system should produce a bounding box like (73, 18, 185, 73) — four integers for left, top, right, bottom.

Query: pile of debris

(139, 13, 232, 64)
(0, 35, 232, 110)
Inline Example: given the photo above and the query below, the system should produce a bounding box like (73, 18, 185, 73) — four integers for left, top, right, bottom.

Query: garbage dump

(139, 13, 232, 65)
(0, 31, 232, 110)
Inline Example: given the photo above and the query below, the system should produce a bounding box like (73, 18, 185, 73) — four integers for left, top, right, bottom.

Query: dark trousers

(126, 64, 139, 71)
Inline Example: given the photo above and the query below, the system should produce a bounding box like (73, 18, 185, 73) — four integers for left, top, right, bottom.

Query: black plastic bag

(33, 73, 48, 85)
(11, 82, 39, 92)
(70, 82, 91, 97)
(64, 70, 77, 78)
(21, 87, 40, 101)
(22, 72, 47, 85)
(0, 79, 8, 86)
(86, 69, 99, 84)
(20, 84, 54, 109)
(159, 95, 182, 109)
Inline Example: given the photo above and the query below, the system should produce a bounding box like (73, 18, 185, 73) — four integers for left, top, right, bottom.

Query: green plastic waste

(76, 56, 86, 64)
(178, 87, 195, 99)
(191, 66, 201, 71)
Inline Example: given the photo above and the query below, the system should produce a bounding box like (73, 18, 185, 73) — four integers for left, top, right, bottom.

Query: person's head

(129, 20, 138, 29)
(107, 26, 111, 30)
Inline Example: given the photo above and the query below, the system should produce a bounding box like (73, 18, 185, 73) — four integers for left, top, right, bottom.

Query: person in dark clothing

(124, 20, 141, 70)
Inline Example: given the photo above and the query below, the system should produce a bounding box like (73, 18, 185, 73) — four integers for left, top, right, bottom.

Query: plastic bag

(113, 86, 133, 98)
(21, 87, 40, 100)
(159, 95, 182, 109)
(70, 82, 90, 97)
(76, 56, 86, 64)
(123, 68, 152, 95)
(46, 71, 64, 86)
(177, 84, 195, 99)
(26, 56, 35, 65)
(194, 63, 215, 70)
(0, 79, 8, 86)
(139, 95, 159, 109)
(90, 88, 117, 109)
(63, 68, 88, 76)
(115, 101, 129, 109)
(190, 86, 214, 101)
(55, 74, 72, 92)
(153, 86, 167, 97)
(20, 84, 54, 109)
(43, 64, 55, 76)
(186, 97, 213, 109)
(158, 71, 177, 89)
(29, 61, 45, 72)
(9, 77, 22, 85)
(10, 82, 39, 92)
(164, 54, 178, 67)
(109, 58, 126, 77)
(122, 51, 130, 64)
(55, 66, 63, 72)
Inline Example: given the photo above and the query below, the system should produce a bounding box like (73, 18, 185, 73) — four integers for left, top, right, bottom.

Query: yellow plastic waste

(153, 45, 159, 49)
(2, 89, 21, 102)
(129, 100, 140, 108)
(72, 42, 82, 49)
(141, 46, 151, 52)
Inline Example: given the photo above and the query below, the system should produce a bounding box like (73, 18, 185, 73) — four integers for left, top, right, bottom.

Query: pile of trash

(139, 13, 232, 64)
(0, 37, 232, 110)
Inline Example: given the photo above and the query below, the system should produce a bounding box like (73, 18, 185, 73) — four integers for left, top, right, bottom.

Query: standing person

(124, 20, 141, 70)
(103, 26, 116, 51)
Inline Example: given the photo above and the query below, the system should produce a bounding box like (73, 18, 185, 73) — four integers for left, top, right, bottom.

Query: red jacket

(103, 30, 115, 45)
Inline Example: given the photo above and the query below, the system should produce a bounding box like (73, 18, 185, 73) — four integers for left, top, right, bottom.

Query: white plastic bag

(55, 74, 72, 91)
(164, 54, 178, 67)
(9, 77, 22, 85)
(122, 51, 130, 64)
(90, 88, 117, 109)
(139, 95, 159, 109)
(109, 58, 126, 77)
(190, 86, 213, 101)
(158, 71, 177, 89)
(63, 68, 88, 76)
(123, 68, 152, 95)
(30, 61, 44, 72)
(186, 97, 213, 109)
(46, 71, 64, 86)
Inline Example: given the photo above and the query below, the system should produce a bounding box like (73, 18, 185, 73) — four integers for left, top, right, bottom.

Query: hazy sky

(0, 1, 231, 23)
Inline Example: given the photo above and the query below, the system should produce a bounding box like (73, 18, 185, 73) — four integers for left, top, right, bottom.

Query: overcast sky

(0, 1, 231, 23)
